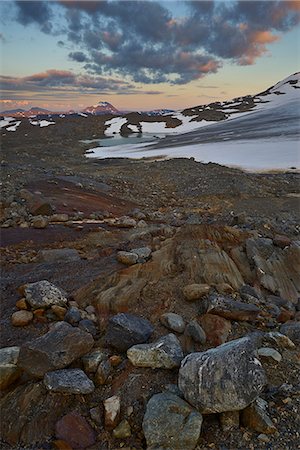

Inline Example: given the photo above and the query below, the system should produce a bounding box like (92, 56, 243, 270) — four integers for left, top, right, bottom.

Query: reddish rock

(273, 234, 291, 249)
(51, 305, 67, 320)
(52, 440, 73, 450)
(16, 298, 28, 310)
(183, 284, 210, 301)
(198, 314, 231, 346)
(11, 310, 33, 327)
(109, 355, 122, 367)
(55, 412, 96, 449)
(277, 308, 294, 323)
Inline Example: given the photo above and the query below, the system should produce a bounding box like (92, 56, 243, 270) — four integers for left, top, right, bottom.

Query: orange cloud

(253, 31, 279, 44)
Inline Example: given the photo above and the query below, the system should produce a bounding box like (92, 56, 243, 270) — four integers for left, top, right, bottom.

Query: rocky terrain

(1, 88, 300, 450)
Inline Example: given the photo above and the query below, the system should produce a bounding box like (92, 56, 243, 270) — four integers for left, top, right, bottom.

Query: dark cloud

(11, 1, 300, 84)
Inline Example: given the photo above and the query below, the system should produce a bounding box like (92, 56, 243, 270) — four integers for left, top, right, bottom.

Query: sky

(0, 0, 300, 112)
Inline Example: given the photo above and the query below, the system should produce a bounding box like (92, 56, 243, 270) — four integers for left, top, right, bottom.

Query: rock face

(143, 392, 203, 450)
(55, 412, 96, 449)
(280, 322, 300, 344)
(105, 313, 154, 352)
(160, 312, 185, 333)
(24, 280, 67, 309)
(178, 336, 266, 414)
(0, 346, 22, 390)
(207, 295, 261, 321)
(44, 369, 95, 394)
(127, 334, 184, 369)
(18, 322, 94, 377)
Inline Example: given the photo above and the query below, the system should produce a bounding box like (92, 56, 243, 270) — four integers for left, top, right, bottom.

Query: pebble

(160, 312, 185, 333)
(117, 251, 138, 265)
(95, 359, 112, 385)
(32, 216, 48, 229)
(258, 347, 282, 362)
(16, 298, 28, 310)
(64, 306, 81, 325)
(183, 283, 210, 301)
(113, 419, 132, 438)
(11, 310, 33, 327)
(104, 395, 121, 429)
(82, 350, 107, 373)
(55, 412, 96, 448)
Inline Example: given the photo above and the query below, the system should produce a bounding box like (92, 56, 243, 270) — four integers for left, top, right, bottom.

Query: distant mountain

(82, 101, 120, 115)
(1, 107, 52, 118)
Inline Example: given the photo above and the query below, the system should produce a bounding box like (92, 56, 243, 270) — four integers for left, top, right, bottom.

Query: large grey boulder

(24, 280, 67, 309)
(178, 336, 266, 414)
(44, 369, 95, 394)
(18, 322, 94, 377)
(105, 313, 153, 352)
(143, 392, 202, 450)
(127, 334, 184, 369)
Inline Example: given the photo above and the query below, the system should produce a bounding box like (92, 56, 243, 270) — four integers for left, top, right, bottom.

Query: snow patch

(104, 117, 127, 134)
(30, 120, 55, 127)
(0, 117, 15, 129)
(6, 121, 21, 132)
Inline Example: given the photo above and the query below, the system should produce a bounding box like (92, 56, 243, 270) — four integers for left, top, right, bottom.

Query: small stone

(220, 411, 240, 432)
(16, 298, 28, 310)
(51, 305, 67, 320)
(114, 216, 136, 228)
(265, 331, 295, 349)
(277, 308, 294, 323)
(117, 251, 138, 265)
(183, 284, 210, 301)
(258, 347, 282, 363)
(51, 213, 69, 222)
(185, 320, 206, 344)
(215, 283, 234, 294)
(258, 434, 270, 443)
(82, 350, 106, 373)
(127, 333, 184, 369)
(160, 313, 185, 333)
(241, 397, 276, 435)
(273, 234, 291, 248)
(64, 306, 81, 324)
(24, 280, 67, 309)
(44, 368, 95, 394)
(95, 360, 112, 385)
(130, 246, 152, 262)
(32, 216, 48, 229)
(109, 355, 122, 367)
(85, 305, 95, 314)
(55, 412, 96, 448)
(104, 395, 121, 429)
(90, 406, 102, 424)
(11, 310, 33, 327)
(113, 419, 131, 439)
(78, 319, 97, 336)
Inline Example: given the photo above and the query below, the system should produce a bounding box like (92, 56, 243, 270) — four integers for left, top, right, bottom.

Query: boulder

(117, 251, 138, 265)
(24, 280, 67, 309)
(160, 312, 185, 333)
(55, 412, 96, 449)
(44, 369, 95, 394)
(178, 336, 266, 413)
(105, 313, 154, 352)
(207, 295, 261, 321)
(127, 334, 184, 369)
(0, 347, 22, 390)
(183, 284, 210, 301)
(18, 322, 94, 377)
(143, 392, 202, 450)
(241, 397, 277, 434)
(280, 321, 300, 345)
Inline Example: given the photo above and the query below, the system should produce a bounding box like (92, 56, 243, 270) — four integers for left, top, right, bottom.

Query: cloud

(11, 0, 300, 85)
(0, 33, 6, 43)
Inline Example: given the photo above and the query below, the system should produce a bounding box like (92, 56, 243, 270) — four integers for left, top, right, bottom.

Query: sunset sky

(0, 0, 299, 112)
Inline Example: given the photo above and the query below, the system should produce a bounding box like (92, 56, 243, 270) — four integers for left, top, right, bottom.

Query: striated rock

(0, 346, 22, 390)
(37, 248, 80, 263)
(113, 419, 131, 438)
(241, 397, 277, 434)
(143, 392, 202, 450)
(44, 369, 95, 394)
(220, 410, 240, 432)
(160, 312, 185, 333)
(207, 294, 261, 321)
(24, 280, 67, 309)
(127, 334, 184, 369)
(82, 350, 106, 373)
(117, 251, 138, 265)
(183, 283, 211, 301)
(179, 336, 266, 413)
(18, 321, 94, 377)
(258, 347, 282, 362)
(55, 412, 96, 449)
(95, 359, 111, 385)
(0, 382, 72, 446)
(198, 313, 231, 346)
(280, 321, 300, 344)
(105, 313, 154, 352)
(64, 306, 81, 325)
(11, 310, 33, 327)
(104, 395, 121, 429)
